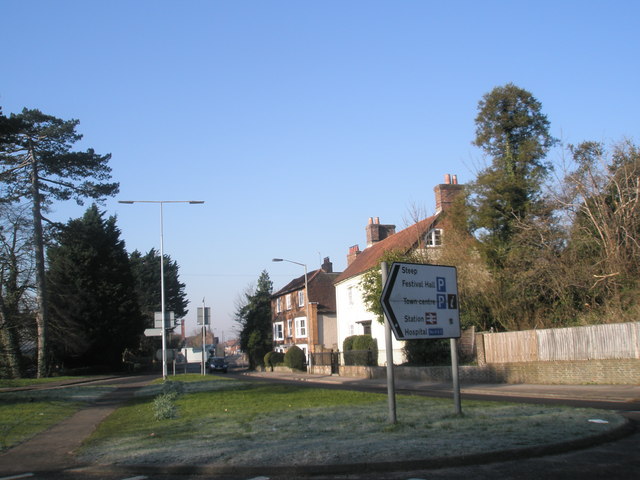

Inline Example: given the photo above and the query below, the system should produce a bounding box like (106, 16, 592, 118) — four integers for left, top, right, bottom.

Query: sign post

(381, 262, 462, 414)
(197, 304, 211, 375)
(381, 262, 397, 424)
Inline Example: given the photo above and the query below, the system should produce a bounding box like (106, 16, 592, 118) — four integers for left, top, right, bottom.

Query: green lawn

(77, 375, 626, 467)
(0, 376, 89, 388)
(0, 384, 115, 451)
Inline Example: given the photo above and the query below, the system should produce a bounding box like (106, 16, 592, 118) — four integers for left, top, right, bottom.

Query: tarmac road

(1, 369, 639, 479)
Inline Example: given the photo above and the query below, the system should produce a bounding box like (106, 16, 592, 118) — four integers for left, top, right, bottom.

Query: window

(298, 290, 305, 307)
(426, 228, 442, 247)
(276, 297, 282, 313)
(295, 317, 307, 338)
(348, 286, 355, 305)
(273, 322, 284, 341)
(287, 319, 293, 338)
(286, 294, 292, 310)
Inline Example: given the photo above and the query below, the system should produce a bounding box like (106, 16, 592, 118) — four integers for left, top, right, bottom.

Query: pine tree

(0, 108, 117, 376)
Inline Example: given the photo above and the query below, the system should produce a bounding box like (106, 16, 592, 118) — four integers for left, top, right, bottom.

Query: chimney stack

(321, 256, 333, 273)
(434, 173, 463, 213)
(347, 245, 361, 266)
(365, 217, 396, 247)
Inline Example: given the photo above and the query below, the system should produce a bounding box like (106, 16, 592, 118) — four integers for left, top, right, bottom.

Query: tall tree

(0, 108, 118, 376)
(0, 203, 35, 378)
(129, 248, 189, 324)
(471, 83, 557, 267)
(235, 271, 273, 369)
(46, 206, 143, 371)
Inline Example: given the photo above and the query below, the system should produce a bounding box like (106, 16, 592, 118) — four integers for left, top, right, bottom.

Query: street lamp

(120, 200, 204, 378)
(272, 258, 311, 365)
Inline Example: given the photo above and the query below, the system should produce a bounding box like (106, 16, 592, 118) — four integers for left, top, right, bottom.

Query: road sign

(380, 262, 460, 340)
(197, 307, 211, 325)
(154, 311, 175, 328)
(144, 327, 163, 337)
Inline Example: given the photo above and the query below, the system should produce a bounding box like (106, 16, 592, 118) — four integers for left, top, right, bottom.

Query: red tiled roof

(334, 213, 440, 284)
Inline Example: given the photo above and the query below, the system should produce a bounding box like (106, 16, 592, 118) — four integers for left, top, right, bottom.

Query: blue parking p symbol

(437, 294, 447, 309)
(436, 277, 446, 292)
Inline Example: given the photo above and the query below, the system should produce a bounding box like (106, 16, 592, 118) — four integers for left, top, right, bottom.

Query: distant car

(207, 356, 228, 373)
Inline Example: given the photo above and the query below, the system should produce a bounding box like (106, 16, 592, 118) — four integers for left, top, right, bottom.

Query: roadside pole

(381, 262, 397, 424)
(450, 338, 462, 415)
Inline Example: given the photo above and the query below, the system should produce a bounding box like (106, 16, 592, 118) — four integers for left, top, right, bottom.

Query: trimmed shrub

(264, 351, 285, 371)
(343, 334, 378, 366)
(403, 338, 450, 366)
(284, 345, 306, 371)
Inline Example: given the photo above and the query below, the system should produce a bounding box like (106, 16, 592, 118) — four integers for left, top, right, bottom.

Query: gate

(311, 350, 340, 374)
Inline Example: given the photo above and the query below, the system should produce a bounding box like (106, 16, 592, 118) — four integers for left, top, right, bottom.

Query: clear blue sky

(2, 0, 638, 339)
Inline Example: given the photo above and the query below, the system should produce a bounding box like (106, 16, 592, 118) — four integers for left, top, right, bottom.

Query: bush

(284, 345, 306, 371)
(264, 351, 285, 370)
(402, 338, 450, 366)
(153, 392, 178, 421)
(343, 335, 378, 366)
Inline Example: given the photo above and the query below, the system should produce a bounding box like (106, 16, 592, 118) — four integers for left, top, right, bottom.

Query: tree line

(363, 83, 639, 336)
(0, 108, 188, 378)
(237, 83, 639, 369)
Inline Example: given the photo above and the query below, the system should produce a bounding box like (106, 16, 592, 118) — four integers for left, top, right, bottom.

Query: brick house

(334, 174, 464, 365)
(271, 257, 341, 361)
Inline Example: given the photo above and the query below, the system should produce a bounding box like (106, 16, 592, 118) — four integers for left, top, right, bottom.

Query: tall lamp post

(272, 258, 311, 365)
(120, 200, 204, 378)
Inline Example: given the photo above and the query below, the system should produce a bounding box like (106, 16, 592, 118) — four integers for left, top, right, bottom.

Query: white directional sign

(380, 262, 461, 340)
(144, 327, 163, 337)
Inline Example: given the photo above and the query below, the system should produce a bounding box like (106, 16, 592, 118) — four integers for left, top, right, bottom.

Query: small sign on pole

(197, 307, 211, 326)
(154, 311, 175, 329)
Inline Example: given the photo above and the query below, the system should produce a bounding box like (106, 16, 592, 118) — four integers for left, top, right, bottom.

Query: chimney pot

(444, 173, 451, 184)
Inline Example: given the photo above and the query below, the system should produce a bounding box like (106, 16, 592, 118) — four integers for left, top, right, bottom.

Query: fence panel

(482, 322, 640, 364)
(537, 323, 640, 361)
(482, 330, 537, 364)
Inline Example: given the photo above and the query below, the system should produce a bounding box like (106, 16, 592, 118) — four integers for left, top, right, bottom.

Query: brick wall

(312, 359, 640, 385)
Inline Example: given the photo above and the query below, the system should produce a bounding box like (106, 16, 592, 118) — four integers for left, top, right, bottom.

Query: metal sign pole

(201, 300, 206, 375)
(450, 338, 462, 415)
(381, 262, 397, 424)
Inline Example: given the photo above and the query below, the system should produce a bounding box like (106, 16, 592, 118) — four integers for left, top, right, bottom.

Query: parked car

(207, 356, 228, 373)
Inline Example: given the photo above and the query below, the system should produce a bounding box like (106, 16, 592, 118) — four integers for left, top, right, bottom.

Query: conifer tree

(236, 270, 273, 369)
(47, 206, 143, 370)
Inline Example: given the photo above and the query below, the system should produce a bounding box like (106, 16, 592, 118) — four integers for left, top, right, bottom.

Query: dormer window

(426, 228, 442, 247)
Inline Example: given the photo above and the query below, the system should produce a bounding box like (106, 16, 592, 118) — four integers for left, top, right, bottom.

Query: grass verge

(78, 375, 625, 467)
(0, 384, 115, 451)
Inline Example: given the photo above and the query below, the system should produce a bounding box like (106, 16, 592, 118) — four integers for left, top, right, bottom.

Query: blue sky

(2, 0, 638, 339)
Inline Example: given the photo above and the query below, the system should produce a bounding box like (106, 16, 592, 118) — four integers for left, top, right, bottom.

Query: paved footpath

(0, 374, 156, 474)
(0, 370, 638, 477)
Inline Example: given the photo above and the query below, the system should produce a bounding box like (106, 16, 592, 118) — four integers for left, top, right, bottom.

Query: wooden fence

(481, 322, 640, 364)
